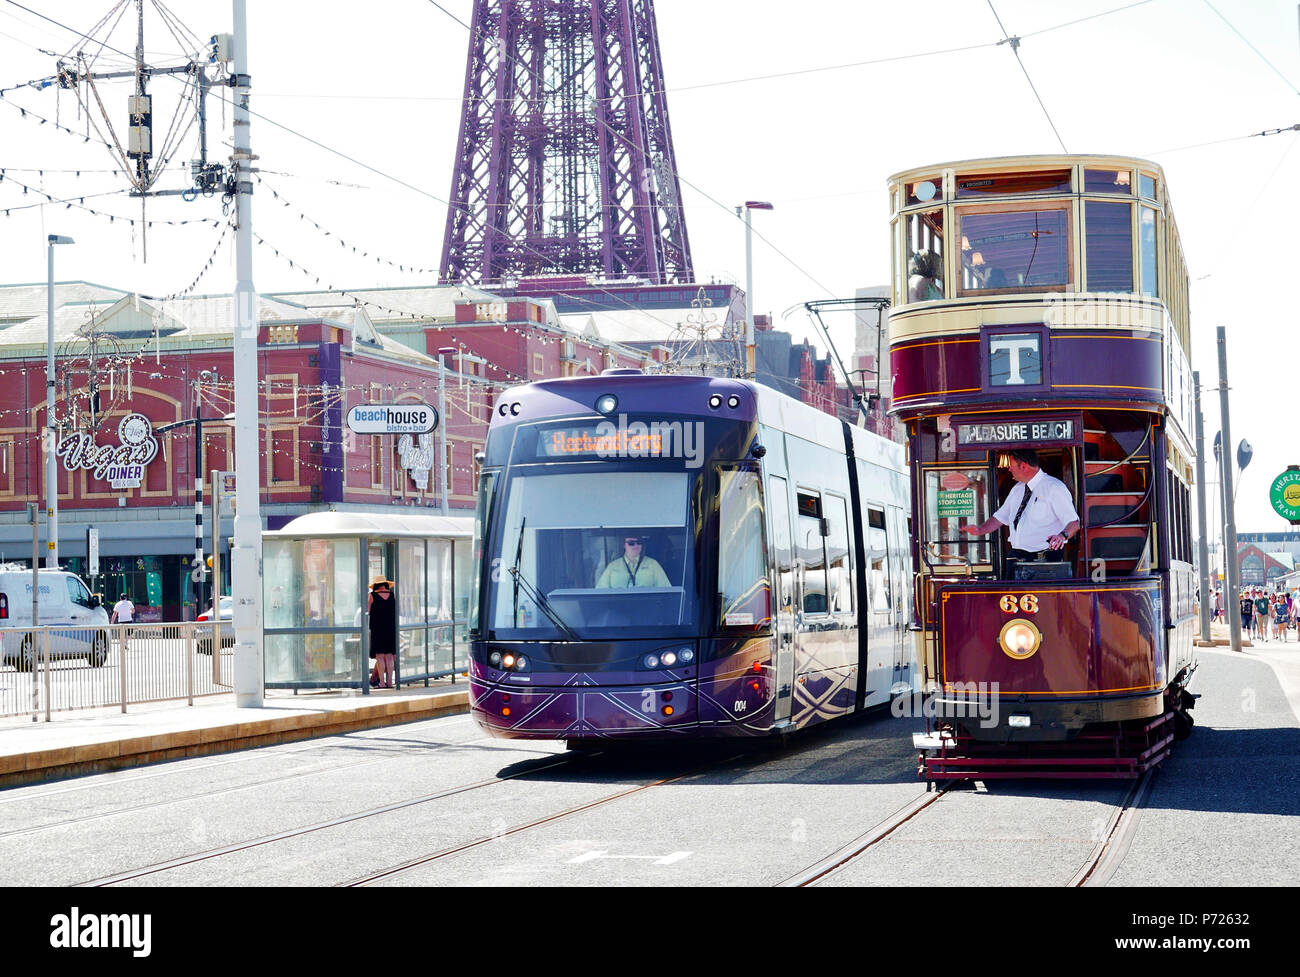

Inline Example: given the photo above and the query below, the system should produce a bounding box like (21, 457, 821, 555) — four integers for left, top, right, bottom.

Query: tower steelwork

(440, 0, 694, 286)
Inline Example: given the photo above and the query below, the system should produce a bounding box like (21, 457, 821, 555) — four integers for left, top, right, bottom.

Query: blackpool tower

(439, 0, 695, 286)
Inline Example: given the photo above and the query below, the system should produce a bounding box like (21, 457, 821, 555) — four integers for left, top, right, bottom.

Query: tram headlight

(708, 394, 723, 410)
(595, 393, 619, 415)
(489, 652, 502, 667)
(727, 394, 740, 409)
(998, 618, 1042, 661)
(639, 647, 694, 669)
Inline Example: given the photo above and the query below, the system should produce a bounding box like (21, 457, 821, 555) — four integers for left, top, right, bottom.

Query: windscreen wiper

(508, 566, 579, 641)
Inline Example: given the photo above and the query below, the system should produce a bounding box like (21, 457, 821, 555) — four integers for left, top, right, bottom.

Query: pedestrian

(368, 577, 397, 689)
(1255, 590, 1271, 642)
(112, 592, 135, 650)
(1239, 591, 1255, 640)
(1274, 593, 1290, 643)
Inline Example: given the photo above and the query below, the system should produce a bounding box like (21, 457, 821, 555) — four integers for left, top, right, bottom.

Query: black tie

(1012, 484, 1034, 530)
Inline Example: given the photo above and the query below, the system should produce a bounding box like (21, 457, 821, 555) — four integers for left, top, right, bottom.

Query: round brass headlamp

(999, 618, 1042, 660)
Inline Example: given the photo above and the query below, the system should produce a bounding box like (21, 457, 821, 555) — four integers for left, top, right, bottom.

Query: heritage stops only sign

(1270, 466, 1300, 525)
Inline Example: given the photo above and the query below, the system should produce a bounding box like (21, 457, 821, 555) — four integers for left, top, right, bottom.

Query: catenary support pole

(1218, 326, 1242, 652)
(230, 0, 263, 705)
(1193, 371, 1212, 642)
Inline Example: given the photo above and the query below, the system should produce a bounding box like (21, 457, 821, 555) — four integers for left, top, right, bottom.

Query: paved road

(0, 650, 1293, 887)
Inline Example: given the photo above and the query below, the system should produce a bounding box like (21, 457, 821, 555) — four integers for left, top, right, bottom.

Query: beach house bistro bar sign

(57, 413, 159, 490)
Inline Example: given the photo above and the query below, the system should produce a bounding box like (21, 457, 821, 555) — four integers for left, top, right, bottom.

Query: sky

(0, 0, 1296, 536)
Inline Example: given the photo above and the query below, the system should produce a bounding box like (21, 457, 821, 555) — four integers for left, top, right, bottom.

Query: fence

(0, 621, 233, 722)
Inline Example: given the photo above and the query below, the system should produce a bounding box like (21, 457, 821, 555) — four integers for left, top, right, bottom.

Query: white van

(0, 567, 111, 671)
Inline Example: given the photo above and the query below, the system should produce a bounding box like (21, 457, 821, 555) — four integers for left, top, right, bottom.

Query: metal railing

(0, 621, 233, 722)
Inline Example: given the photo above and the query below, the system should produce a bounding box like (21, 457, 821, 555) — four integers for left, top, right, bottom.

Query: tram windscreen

(485, 471, 696, 638)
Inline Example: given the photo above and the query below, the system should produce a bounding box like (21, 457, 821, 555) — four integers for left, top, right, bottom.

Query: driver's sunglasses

(624, 538, 642, 546)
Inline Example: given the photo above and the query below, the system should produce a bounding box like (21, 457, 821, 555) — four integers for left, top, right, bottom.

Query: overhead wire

(986, 0, 1069, 154)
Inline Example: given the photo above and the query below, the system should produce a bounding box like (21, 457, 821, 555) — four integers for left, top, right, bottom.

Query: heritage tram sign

(1270, 466, 1300, 525)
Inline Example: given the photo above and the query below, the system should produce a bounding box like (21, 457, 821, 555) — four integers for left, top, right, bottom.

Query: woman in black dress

(369, 577, 397, 688)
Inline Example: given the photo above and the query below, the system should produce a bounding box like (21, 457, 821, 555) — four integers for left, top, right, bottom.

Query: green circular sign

(1270, 469, 1300, 522)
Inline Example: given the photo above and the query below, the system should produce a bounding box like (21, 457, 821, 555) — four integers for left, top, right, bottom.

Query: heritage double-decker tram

(888, 155, 1198, 778)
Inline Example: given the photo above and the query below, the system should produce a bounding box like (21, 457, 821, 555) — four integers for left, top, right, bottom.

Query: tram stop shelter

(262, 511, 473, 693)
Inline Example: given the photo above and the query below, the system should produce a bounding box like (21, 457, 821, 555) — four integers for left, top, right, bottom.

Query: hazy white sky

(0, 0, 1296, 531)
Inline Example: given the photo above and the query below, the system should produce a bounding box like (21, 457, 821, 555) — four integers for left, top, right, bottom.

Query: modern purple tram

(468, 371, 911, 743)
(889, 156, 1198, 777)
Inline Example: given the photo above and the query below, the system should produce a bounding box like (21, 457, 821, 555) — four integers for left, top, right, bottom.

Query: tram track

(785, 768, 1155, 887)
(779, 785, 949, 887)
(342, 757, 739, 886)
(0, 717, 486, 842)
(1070, 769, 1154, 887)
(76, 750, 583, 886)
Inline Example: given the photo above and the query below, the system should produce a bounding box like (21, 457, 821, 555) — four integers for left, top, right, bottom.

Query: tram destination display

(957, 417, 1075, 447)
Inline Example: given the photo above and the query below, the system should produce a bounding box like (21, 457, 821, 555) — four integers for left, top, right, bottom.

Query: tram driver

(959, 448, 1080, 579)
(595, 532, 671, 589)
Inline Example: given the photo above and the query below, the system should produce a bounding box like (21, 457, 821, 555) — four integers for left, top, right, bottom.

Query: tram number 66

(999, 594, 1039, 614)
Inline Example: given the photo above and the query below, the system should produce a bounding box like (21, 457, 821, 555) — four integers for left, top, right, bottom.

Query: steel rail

(1070, 769, 1154, 887)
(76, 750, 585, 887)
(777, 786, 949, 887)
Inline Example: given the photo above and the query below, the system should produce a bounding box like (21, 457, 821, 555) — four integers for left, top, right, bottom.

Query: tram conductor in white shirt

(960, 448, 1080, 563)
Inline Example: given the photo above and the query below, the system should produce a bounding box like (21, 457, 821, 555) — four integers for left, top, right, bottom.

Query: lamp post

(46, 234, 75, 568)
(735, 201, 773, 378)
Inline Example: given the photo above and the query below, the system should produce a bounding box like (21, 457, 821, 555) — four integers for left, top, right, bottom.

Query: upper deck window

(957, 206, 1070, 294)
(906, 178, 942, 206)
(1139, 173, 1158, 199)
(906, 210, 945, 302)
(1084, 168, 1132, 194)
(1085, 201, 1134, 292)
(955, 170, 1070, 199)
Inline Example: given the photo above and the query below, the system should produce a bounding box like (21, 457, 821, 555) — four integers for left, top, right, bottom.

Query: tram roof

(266, 510, 473, 540)
(887, 153, 1166, 185)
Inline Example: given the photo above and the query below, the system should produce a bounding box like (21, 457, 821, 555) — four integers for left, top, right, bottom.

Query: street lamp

(736, 201, 773, 377)
(46, 235, 74, 568)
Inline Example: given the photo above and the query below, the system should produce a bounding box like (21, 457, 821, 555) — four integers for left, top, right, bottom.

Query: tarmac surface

(0, 619, 1295, 790)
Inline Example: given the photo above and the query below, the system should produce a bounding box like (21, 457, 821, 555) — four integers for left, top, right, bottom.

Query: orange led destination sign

(540, 428, 664, 458)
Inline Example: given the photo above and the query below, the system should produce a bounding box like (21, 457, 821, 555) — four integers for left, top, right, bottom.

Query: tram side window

(1140, 206, 1158, 298)
(924, 467, 993, 569)
(797, 491, 829, 615)
(906, 211, 944, 302)
(866, 508, 890, 615)
(717, 469, 770, 629)
(1085, 200, 1133, 293)
(957, 207, 1069, 294)
(825, 495, 853, 614)
(768, 476, 794, 613)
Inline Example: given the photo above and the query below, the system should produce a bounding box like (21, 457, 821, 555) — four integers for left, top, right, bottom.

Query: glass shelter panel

(263, 538, 361, 629)
(924, 467, 994, 569)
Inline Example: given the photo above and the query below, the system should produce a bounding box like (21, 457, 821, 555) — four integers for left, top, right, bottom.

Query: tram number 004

(999, 594, 1039, 614)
